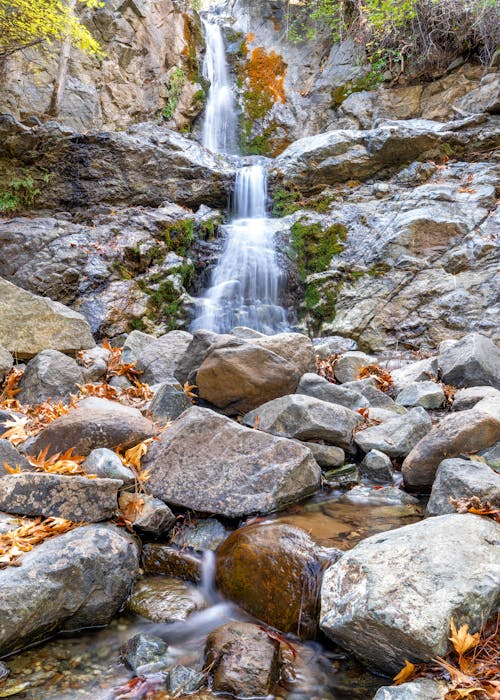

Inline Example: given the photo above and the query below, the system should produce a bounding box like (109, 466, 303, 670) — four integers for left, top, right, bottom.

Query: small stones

(119, 493, 175, 535)
(83, 448, 134, 483)
(360, 450, 395, 483)
(121, 634, 168, 674)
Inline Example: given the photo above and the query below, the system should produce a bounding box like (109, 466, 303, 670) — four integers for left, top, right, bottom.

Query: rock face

(243, 394, 362, 450)
(0, 278, 95, 359)
(0, 118, 233, 211)
(354, 407, 432, 458)
(0, 524, 140, 655)
(143, 407, 321, 517)
(196, 343, 303, 415)
(216, 521, 338, 639)
(0, 473, 121, 522)
(402, 409, 500, 490)
(17, 350, 84, 405)
(320, 514, 500, 673)
(206, 622, 280, 698)
(438, 333, 500, 389)
(26, 398, 156, 457)
(426, 458, 500, 516)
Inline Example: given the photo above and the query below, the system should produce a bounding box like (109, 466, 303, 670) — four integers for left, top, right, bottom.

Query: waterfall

(192, 15, 288, 335)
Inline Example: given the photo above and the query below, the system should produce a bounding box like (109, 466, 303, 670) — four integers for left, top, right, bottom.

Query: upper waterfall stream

(192, 16, 288, 335)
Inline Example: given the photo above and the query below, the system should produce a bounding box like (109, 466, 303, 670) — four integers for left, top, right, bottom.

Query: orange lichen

(239, 37, 287, 120)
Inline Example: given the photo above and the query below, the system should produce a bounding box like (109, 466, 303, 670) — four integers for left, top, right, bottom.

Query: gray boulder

(0, 277, 95, 359)
(0, 524, 139, 655)
(426, 458, 500, 516)
(143, 407, 321, 518)
(0, 439, 32, 475)
(82, 447, 134, 483)
(402, 409, 500, 490)
(334, 351, 377, 384)
(372, 680, 446, 700)
(150, 378, 192, 423)
(297, 373, 369, 411)
(480, 442, 500, 468)
(453, 386, 500, 411)
(391, 357, 438, 393)
(300, 441, 345, 468)
(0, 345, 13, 382)
(360, 449, 395, 483)
(438, 333, 500, 389)
(320, 514, 500, 673)
(243, 394, 362, 449)
(396, 381, 444, 409)
(0, 473, 121, 522)
(474, 395, 500, 420)
(354, 407, 432, 458)
(119, 492, 175, 535)
(252, 332, 316, 375)
(16, 349, 84, 405)
(135, 331, 193, 385)
(26, 397, 156, 457)
(122, 330, 156, 365)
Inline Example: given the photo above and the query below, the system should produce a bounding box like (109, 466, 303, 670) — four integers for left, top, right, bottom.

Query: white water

(192, 16, 288, 334)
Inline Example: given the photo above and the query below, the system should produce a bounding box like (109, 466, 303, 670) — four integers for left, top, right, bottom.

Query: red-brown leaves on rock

(26, 446, 90, 477)
(357, 364, 393, 393)
(316, 354, 339, 383)
(0, 367, 23, 409)
(0, 516, 80, 569)
(451, 497, 500, 524)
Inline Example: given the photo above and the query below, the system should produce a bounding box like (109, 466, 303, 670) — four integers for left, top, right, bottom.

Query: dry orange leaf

(449, 618, 480, 657)
(0, 416, 29, 445)
(393, 659, 416, 685)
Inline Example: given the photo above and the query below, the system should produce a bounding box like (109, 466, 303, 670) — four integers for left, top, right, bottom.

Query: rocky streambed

(0, 324, 498, 700)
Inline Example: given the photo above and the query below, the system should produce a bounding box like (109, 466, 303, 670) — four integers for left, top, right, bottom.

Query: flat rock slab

(0, 277, 95, 359)
(0, 473, 122, 522)
(26, 397, 156, 457)
(0, 524, 139, 655)
(320, 514, 500, 674)
(402, 409, 500, 490)
(143, 406, 321, 518)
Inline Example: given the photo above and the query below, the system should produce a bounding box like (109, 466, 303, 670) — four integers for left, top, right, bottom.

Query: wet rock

(168, 666, 205, 695)
(243, 395, 362, 450)
(150, 378, 192, 423)
(206, 622, 280, 697)
(453, 386, 500, 411)
(122, 634, 168, 674)
(426, 458, 500, 516)
(0, 473, 121, 522)
(402, 409, 500, 490)
(372, 679, 447, 699)
(320, 514, 500, 673)
(340, 485, 419, 506)
(334, 352, 377, 384)
(0, 524, 139, 655)
(252, 332, 316, 375)
(141, 544, 202, 582)
(300, 441, 345, 468)
(0, 278, 95, 359)
(126, 576, 205, 623)
(354, 407, 432, 458)
(391, 357, 439, 392)
(83, 448, 134, 483)
(297, 373, 369, 411)
(0, 440, 32, 475)
(438, 333, 500, 389)
(196, 343, 302, 415)
(16, 350, 84, 405)
(216, 521, 339, 639)
(26, 397, 156, 457)
(0, 660, 9, 682)
(361, 449, 395, 483)
(396, 381, 444, 409)
(0, 346, 13, 382)
(170, 518, 227, 551)
(119, 493, 175, 535)
(324, 463, 360, 488)
(143, 407, 321, 517)
(135, 331, 193, 385)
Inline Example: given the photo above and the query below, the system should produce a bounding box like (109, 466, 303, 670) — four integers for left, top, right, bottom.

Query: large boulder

(134, 331, 193, 385)
(196, 344, 303, 415)
(297, 373, 369, 411)
(216, 521, 338, 639)
(16, 350, 84, 405)
(252, 332, 316, 375)
(438, 333, 500, 389)
(0, 278, 95, 359)
(26, 397, 156, 457)
(0, 524, 139, 655)
(0, 473, 121, 522)
(426, 458, 500, 516)
(320, 514, 500, 673)
(143, 407, 321, 518)
(354, 407, 432, 458)
(402, 409, 500, 490)
(243, 394, 362, 449)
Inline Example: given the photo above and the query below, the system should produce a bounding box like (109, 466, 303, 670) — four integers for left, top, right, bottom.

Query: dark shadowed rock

(141, 544, 202, 582)
(216, 521, 339, 639)
(150, 378, 192, 423)
(438, 333, 500, 389)
(17, 350, 84, 405)
(144, 407, 321, 517)
(206, 622, 280, 698)
(402, 409, 500, 490)
(320, 514, 500, 673)
(0, 473, 121, 522)
(119, 493, 175, 535)
(26, 397, 156, 457)
(453, 386, 500, 411)
(426, 458, 500, 516)
(0, 439, 32, 475)
(0, 524, 139, 655)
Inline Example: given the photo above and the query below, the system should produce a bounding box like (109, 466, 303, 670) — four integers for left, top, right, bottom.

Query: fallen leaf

(393, 660, 416, 685)
(449, 618, 480, 657)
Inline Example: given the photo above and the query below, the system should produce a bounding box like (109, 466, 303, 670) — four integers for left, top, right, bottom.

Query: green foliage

(199, 214, 223, 241)
(291, 219, 347, 279)
(162, 219, 195, 256)
(272, 187, 302, 217)
(162, 67, 186, 121)
(0, 171, 49, 213)
(0, 0, 103, 58)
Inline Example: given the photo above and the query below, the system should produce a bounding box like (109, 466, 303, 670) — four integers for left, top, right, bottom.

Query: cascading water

(192, 15, 288, 334)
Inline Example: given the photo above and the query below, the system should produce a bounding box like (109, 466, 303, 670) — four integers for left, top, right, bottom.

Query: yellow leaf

(0, 417, 29, 446)
(3, 462, 21, 474)
(393, 660, 416, 685)
(449, 618, 480, 657)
